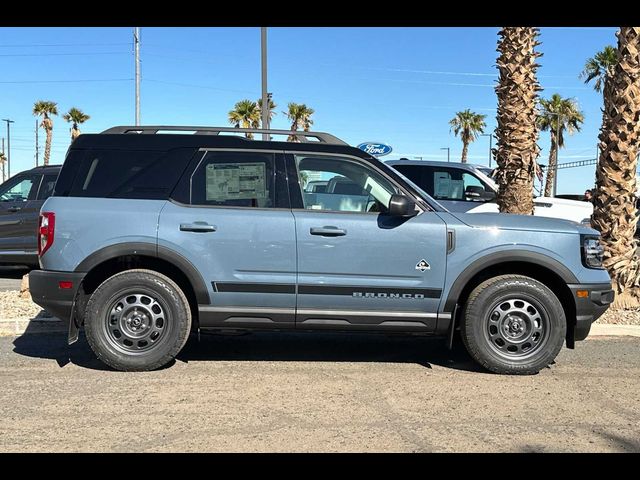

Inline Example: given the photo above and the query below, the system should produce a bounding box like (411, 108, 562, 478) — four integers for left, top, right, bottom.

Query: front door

(158, 149, 297, 329)
(288, 153, 448, 332)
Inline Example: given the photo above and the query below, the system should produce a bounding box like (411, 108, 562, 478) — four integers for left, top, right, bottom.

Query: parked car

(386, 159, 593, 226)
(30, 126, 612, 374)
(0, 165, 61, 266)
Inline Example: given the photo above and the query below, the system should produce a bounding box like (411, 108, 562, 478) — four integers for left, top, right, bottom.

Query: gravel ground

(1, 289, 639, 325)
(1, 333, 639, 452)
(0, 291, 49, 319)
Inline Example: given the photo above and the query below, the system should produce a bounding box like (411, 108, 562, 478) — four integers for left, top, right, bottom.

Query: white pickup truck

(386, 159, 593, 226)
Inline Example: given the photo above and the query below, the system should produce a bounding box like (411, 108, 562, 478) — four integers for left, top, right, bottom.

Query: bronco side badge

(416, 259, 430, 272)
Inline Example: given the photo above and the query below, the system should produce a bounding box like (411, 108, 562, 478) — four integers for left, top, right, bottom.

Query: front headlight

(581, 235, 604, 269)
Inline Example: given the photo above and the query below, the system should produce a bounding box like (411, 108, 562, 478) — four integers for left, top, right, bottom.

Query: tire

(84, 269, 192, 372)
(460, 274, 566, 375)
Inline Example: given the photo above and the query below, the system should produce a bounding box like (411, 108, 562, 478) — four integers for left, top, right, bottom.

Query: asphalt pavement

(1, 331, 638, 452)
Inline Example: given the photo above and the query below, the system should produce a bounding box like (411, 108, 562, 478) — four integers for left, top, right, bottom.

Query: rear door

(0, 172, 40, 258)
(288, 152, 448, 332)
(158, 149, 297, 329)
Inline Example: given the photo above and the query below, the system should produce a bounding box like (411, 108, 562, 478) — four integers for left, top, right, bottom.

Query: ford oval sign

(357, 142, 393, 157)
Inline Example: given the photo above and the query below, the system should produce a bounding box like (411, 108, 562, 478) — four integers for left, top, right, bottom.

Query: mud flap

(68, 285, 82, 345)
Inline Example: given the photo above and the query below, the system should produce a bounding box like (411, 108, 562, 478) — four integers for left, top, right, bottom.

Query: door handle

(7, 206, 21, 213)
(310, 226, 347, 237)
(180, 222, 217, 233)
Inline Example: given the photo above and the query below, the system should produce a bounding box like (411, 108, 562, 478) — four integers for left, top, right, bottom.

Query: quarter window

(294, 155, 398, 213)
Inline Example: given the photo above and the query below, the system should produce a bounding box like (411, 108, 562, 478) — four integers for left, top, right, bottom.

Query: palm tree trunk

(543, 135, 557, 197)
(591, 27, 640, 308)
(288, 120, 298, 142)
(44, 127, 52, 166)
(71, 125, 80, 142)
(494, 27, 542, 215)
(461, 141, 469, 163)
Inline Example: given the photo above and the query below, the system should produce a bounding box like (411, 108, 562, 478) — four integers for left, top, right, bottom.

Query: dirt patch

(0, 290, 50, 319)
(597, 307, 640, 325)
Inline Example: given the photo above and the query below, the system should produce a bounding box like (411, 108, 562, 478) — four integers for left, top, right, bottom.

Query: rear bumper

(29, 270, 85, 326)
(568, 282, 614, 341)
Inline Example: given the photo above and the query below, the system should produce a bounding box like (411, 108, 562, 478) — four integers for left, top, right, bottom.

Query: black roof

(72, 133, 369, 159)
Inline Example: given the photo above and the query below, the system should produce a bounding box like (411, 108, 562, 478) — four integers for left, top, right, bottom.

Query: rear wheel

(84, 269, 191, 371)
(461, 274, 566, 375)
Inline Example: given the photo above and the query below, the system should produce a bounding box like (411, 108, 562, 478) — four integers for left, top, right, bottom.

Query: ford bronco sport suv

(29, 126, 613, 374)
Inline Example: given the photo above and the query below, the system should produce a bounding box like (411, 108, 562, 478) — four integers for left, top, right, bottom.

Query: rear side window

(37, 174, 59, 200)
(186, 151, 276, 208)
(57, 148, 195, 199)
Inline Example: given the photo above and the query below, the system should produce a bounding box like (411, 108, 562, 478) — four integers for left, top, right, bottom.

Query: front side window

(430, 167, 491, 202)
(295, 155, 398, 213)
(190, 151, 275, 208)
(0, 175, 36, 202)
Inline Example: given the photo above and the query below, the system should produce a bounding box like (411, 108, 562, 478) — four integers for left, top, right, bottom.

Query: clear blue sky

(0, 27, 619, 194)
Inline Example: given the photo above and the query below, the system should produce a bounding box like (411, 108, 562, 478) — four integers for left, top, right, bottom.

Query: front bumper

(29, 270, 85, 328)
(568, 282, 614, 341)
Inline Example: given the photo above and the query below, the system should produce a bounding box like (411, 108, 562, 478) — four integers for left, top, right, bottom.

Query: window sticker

(206, 162, 266, 201)
(434, 172, 451, 198)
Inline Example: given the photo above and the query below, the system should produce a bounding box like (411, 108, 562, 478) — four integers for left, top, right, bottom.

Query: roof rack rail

(100, 126, 348, 145)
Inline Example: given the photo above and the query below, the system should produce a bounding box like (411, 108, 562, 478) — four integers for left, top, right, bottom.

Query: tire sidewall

(85, 271, 191, 371)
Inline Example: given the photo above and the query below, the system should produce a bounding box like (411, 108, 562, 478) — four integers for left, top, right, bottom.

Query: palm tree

(494, 27, 542, 215)
(537, 94, 585, 197)
(33, 100, 58, 166)
(284, 103, 314, 142)
(580, 45, 617, 93)
(63, 107, 90, 142)
(256, 97, 277, 129)
(228, 99, 261, 139)
(449, 110, 486, 163)
(0, 152, 6, 182)
(591, 27, 640, 308)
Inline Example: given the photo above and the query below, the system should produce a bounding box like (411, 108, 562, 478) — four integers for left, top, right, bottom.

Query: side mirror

(465, 185, 485, 198)
(388, 194, 417, 217)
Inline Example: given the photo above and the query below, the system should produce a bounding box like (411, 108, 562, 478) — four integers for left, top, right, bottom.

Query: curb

(590, 323, 640, 337)
(1, 317, 640, 338)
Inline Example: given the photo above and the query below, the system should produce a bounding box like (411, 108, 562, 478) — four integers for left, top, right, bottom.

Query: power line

(0, 51, 129, 57)
(145, 78, 258, 95)
(0, 78, 133, 84)
(0, 42, 131, 48)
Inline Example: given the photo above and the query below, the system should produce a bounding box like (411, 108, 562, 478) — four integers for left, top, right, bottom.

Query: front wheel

(84, 269, 192, 371)
(461, 274, 566, 375)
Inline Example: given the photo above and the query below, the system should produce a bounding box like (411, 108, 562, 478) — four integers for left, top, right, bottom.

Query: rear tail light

(38, 212, 55, 256)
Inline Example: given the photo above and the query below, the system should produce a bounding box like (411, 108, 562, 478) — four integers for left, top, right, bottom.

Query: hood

(534, 196, 592, 209)
(450, 211, 598, 235)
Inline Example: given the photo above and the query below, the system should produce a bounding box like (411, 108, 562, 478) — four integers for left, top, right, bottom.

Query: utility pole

(481, 133, 494, 167)
(35, 118, 39, 167)
(1, 138, 5, 182)
(134, 27, 141, 126)
(260, 27, 269, 141)
(440, 147, 450, 163)
(2, 119, 14, 178)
